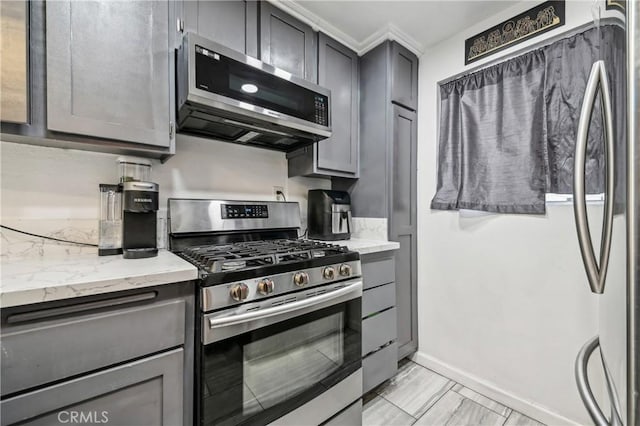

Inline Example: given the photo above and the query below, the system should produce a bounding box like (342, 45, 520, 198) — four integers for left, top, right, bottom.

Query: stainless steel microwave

(176, 33, 332, 152)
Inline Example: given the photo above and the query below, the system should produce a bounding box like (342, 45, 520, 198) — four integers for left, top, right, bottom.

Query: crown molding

(266, 0, 425, 57)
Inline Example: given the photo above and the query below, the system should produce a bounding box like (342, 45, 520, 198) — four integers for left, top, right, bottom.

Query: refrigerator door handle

(573, 60, 615, 294)
(576, 336, 624, 426)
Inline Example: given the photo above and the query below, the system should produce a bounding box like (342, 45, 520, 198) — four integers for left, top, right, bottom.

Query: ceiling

(278, 0, 527, 55)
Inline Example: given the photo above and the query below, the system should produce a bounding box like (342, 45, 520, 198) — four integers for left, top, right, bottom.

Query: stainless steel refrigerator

(574, 2, 639, 425)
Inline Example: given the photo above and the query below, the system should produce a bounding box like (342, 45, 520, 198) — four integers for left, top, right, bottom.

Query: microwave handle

(209, 280, 362, 330)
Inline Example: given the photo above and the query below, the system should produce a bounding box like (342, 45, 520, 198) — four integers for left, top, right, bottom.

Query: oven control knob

(229, 283, 249, 301)
(339, 264, 352, 277)
(293, 272, 309, 287)
(258, 279, 275, 295)
(323, 267, 336, 280)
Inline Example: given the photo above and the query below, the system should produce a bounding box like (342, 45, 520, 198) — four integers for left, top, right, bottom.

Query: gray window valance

(431, 24, 625, 214)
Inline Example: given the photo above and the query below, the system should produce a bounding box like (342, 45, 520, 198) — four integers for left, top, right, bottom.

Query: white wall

(0, 134, 330, 251)
(415, 1, 622, 424)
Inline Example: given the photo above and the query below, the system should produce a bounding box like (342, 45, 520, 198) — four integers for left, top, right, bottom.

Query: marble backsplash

(1, 216, 168, 261)
(350, 217, 388, 241)
(2, 216, 389, 261)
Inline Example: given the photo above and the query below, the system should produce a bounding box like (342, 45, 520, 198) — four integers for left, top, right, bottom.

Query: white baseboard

(411, 351, 582, 426)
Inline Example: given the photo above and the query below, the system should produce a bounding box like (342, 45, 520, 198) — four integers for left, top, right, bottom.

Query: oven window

(200, 300, 361, 426)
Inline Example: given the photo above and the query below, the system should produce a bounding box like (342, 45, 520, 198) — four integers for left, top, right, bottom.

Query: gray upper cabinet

(390, 42, 418, 111)
(287, 33, 359, 178)
(259, 2, 317, 83)
(180, 0, 258, 57)
(0, 0, 28, 124)
(46, 1, 173, 148)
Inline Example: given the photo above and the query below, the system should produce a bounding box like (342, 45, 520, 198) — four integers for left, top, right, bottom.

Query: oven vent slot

(245, 306, 260, 312)
(271, 300, 286, 307)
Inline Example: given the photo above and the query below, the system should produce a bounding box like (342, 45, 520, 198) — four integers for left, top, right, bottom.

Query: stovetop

(177, 238, 360, 286)
(181, 239, 350, 272)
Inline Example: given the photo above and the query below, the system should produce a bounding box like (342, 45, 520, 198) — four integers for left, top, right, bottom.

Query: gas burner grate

(180, 239, 350, 273)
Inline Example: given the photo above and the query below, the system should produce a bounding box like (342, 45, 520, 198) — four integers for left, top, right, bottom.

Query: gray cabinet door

(46, 1, 172, 148)
(390, 42, 418, 111)
(316, 33, 359, 176)
(1, 349, 184, 426)
(181, 0, 258, 57)
(259, 2, 317, 82)
(390, 105, 418, 360)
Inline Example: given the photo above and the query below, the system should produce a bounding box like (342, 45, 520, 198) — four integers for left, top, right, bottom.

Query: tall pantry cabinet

(335, 40, 419, 361)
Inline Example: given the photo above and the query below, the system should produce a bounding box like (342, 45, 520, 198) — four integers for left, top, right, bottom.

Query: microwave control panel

(314, 95, 328, 126)
(221, 204, 269, 219)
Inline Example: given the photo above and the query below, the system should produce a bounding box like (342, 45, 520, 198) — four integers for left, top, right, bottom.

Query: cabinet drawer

(362, 308, 396, 356)
(363, 343, 397, 393)
(1, 348, 184, 426)
(363, 283, 395, 318)
(1, 297, 185, 395)
(362, 258, 395, 290)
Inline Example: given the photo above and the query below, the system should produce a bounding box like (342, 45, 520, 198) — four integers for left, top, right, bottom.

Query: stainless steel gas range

(167, 199, 363, 426)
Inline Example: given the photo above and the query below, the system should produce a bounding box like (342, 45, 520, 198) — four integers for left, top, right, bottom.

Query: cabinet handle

(6, 292, 157, 324)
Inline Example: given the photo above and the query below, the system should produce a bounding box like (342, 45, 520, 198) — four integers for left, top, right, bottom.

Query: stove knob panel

(258, 279, 275, 295)
(339, 264, 352, 277)
(323, 267, 336, 280)
(293, 272, 309, 287)
(230, 283, 249, 301)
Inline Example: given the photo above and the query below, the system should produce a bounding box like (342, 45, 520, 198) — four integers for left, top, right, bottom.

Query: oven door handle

(209, 280, 362, 329)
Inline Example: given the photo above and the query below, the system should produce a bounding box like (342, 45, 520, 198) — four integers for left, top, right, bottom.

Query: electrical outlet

(273, 186, 285, 201)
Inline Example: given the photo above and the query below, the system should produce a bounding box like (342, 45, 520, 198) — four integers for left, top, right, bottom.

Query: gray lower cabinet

(287, 33, 359, 178)
(46, 1, 174, 149)
(259, 2, 317, 83)
(0, 283, 194, 426)
(334, 40, 418, 361)
(361, 252, 398, 393)
(179, 0, 258, 57)
(1, 349, 184, 426)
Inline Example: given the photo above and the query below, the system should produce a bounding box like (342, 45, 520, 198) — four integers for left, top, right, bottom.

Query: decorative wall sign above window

(606, 0, 625, 12)
(464, 0, 565, 65)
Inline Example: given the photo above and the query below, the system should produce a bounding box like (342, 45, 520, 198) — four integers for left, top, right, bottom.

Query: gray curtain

(431, 24, 625, 214)
(545, 25, 624, 195)
(431, 50, 548, 214)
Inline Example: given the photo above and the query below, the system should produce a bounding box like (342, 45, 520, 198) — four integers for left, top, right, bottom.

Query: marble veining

(0, 250, 197, 307)
(363, 359, 547, 426)
(351, 217, 388, 241)
(1, 217, 168, 261)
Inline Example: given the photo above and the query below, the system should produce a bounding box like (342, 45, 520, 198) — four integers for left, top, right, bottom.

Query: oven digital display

(221, 204, 269, 219)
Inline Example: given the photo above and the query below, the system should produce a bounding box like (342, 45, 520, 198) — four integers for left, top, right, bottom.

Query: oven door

(199, 279, 362, 426)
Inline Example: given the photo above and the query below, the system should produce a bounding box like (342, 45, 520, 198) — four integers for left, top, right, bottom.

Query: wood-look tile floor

(363, 359, 546, 426)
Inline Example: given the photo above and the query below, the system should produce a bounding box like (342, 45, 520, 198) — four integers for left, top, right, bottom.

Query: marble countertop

(340, 238, 400, 255)
(0, 250, 198, 308)
(311, 238, 400, 255)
